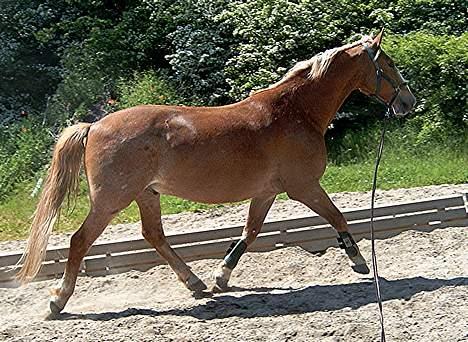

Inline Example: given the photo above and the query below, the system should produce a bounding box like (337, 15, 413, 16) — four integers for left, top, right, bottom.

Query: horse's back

(83, 101, 286, 203)
(83, 101, 326, 204)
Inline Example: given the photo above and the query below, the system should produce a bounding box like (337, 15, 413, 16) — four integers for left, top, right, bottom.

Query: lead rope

(370, 111, 389, 342)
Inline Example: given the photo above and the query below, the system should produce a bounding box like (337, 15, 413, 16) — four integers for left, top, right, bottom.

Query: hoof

(185, 275, 207, 292)
(348, 251, 370, 274)
(211, 283, 229, 293)
(212, 262, 232, 293)
(351, 263, 370, 274)
(49, 299, 64, 314)
(212, 273, 230, 293)
(192, 290, 212, 299)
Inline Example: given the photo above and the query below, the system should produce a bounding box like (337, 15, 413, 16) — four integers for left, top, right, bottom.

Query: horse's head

(356, 29, 416, 116)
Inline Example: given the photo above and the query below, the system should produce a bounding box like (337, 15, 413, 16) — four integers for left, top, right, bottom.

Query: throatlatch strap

(224, 240, 247, 269)
(337, 231, 359, 258)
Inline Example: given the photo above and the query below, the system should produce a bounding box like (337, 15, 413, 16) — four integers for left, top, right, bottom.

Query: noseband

(363, 44, 408, 115)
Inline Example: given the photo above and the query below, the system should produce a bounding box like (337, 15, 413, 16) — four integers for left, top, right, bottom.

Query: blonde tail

(16, 123, 91, 283)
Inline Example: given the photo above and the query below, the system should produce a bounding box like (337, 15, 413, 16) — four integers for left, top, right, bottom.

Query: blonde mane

(263, 35, 373, 91)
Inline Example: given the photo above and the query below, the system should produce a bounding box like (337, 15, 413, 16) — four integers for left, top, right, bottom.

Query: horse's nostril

(403, 102, 411, 113)
(402, 97, 415, 113)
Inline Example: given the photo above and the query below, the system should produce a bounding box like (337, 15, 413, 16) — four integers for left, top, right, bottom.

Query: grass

(322, 151, 467, 192)
(0, 184, 216, 242)
(0, 146, 466, 242)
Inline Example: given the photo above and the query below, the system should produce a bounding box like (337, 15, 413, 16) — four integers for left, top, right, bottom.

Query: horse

(16, 29, 415, 314)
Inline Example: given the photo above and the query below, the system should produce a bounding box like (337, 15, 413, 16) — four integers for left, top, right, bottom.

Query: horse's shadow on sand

(53, 276, 467, 321)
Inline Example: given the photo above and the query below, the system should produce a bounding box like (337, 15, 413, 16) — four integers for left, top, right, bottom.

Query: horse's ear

(371, 27, 385, 51)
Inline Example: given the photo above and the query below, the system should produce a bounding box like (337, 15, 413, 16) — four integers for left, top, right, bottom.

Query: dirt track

(0, 184, 467, 341)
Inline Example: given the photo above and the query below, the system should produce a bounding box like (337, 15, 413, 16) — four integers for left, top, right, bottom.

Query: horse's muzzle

(393, 88, 416, 116)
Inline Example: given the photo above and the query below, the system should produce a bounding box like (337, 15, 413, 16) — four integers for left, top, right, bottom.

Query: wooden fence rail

(1, 194, 466, 283)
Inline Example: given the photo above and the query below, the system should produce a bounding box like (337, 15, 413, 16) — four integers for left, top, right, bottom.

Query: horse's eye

(388, 61, 395, 68)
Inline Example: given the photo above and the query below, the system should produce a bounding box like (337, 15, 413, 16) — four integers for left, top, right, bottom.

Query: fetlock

(337, 231, 370, 274)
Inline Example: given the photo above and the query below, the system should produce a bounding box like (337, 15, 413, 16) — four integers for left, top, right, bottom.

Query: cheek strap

(224, 240, 247, 269)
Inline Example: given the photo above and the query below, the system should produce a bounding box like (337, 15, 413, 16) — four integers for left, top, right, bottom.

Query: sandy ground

(0, 184, 467, 341)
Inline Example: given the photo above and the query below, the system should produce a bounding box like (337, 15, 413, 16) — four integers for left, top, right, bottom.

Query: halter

(363, 44, 408, 116)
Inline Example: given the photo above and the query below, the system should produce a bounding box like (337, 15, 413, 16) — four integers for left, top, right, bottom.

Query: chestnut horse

(17, 30, 415, 313)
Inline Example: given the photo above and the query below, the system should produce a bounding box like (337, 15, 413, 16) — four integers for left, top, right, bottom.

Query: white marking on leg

(213, 261, 232, 291)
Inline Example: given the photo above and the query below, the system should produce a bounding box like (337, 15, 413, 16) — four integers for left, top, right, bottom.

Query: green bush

(0, 121, 52, 201)
(1, 0, 467, 204)
(162, 0, 234, 105)
(385, 0, 466, 35)
(44, 14, 145, 124)
(384, 32, 467, 145)
(117, 71, 181, 109)
(0, 0, 62, 122)
(219, 0, 376, 100)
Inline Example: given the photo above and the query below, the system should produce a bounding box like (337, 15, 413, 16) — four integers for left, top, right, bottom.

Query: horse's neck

(285, 58, 359, 134)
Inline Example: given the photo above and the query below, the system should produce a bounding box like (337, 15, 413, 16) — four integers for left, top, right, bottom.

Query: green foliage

(43, 3, 158, 124)
(384, 32, 467, 145)
(0, 121, 52, 200)
(385, 0, 466, 35)
(0, 0, 62, 122)
(143, 0, 234, 105)
(0, 0, 466, 208)
(2, 0, 465, 121)
(219, 0, 376, 100)
(117, 71, 181, 109)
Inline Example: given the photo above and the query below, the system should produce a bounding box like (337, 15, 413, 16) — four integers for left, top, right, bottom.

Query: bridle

(363, 44, 408, 115)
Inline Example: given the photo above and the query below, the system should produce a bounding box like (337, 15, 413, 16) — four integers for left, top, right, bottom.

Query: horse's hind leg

(286, 181, 370, 274)
(49, 207, 115, 313)
(212, 195, 275, 292)
(136, 188, 207, 292)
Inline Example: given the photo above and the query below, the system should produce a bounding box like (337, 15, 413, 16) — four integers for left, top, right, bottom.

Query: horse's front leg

(212, 195, 275, 292)
(286, 180, 370, 274)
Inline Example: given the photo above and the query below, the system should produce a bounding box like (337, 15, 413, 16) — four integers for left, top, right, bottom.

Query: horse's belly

(151, 153, 279, 203)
